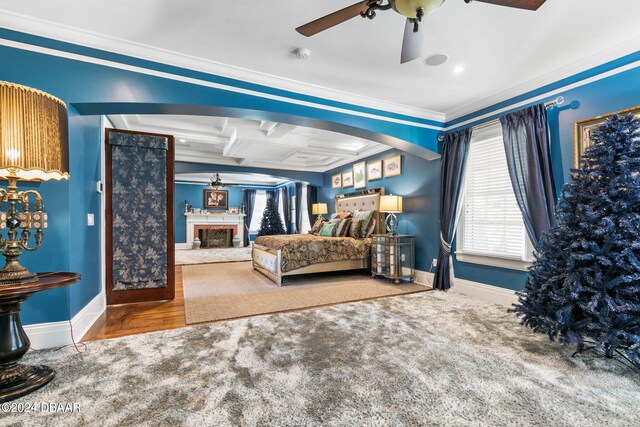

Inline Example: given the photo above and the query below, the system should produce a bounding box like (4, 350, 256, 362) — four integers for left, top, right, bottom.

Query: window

(299, 185, 311, 234)
(456, 122, 533, 271)
(249, 191, 267, 232)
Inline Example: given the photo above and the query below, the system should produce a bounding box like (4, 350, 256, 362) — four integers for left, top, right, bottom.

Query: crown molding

(0, 10, 445, 124)
(445, 35, 640, 122)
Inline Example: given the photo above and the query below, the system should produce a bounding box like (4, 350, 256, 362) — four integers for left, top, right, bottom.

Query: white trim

(449, 276, 518, 308)
(24, 291, 106, 350)
(1, 10, 638, 130)
(413, 269, 517, 307)
(175, 243, 190, 250)
(0, 10, 445, 126)
(445, 35, 640, 122)
(455, 252, 531, 272)
(445, 59, 640, 130)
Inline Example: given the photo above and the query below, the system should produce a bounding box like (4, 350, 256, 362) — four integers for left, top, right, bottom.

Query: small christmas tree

(513, 114, 640, 370)
(257, 196, 286, 236)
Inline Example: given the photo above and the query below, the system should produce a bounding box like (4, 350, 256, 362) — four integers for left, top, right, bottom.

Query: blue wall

(319, 149, 440, 272)
(451, 65, 640, 290)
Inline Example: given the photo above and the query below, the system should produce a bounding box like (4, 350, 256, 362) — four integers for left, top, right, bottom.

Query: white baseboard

(24, 291, 106, 350)
(414, 269, 517, 307)
(175, 243, 189, 250)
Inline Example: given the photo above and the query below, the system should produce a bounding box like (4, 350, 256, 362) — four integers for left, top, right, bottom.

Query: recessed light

(424, 54, 449, 66)
(179, 139, 186, 143)
(453, 66, 465, 74)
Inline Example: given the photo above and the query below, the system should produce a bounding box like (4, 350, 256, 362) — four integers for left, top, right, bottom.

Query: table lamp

(380, 194, 403, 235)
(312, 203, 328, 219)
(0, 81, 69, 285)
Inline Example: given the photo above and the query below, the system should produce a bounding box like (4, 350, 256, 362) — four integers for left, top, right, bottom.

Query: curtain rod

(438, 96, 566, 141)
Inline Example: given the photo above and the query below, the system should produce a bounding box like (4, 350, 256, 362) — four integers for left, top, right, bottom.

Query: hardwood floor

(82, 267, 187, 341)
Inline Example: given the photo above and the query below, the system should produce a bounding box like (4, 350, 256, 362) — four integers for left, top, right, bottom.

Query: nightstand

(371, 234, 416, 283)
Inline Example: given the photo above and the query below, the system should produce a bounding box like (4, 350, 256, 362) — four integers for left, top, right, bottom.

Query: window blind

(460, 123, 529, 260)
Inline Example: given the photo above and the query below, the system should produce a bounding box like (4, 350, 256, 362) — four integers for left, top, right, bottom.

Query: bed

(252, 190, 384, 285)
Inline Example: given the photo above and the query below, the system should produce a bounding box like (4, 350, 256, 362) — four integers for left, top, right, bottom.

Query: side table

(0, 272, 80, 402)
(371, 234, 416, 283)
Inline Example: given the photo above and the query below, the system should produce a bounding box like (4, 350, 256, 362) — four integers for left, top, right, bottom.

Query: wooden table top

(0, 272, 81, 297)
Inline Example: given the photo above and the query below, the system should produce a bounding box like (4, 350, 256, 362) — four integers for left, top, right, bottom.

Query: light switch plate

(87, 213, 95, 226)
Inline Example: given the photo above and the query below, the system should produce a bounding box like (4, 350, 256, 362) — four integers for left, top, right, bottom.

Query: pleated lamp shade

(0, 81, 69, 181)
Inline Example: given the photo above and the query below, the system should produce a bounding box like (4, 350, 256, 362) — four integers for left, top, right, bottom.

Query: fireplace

(194, 224, 238, 249)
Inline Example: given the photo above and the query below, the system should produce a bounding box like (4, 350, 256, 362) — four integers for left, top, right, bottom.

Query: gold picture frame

(342, 171, 353, 188)
(331, 173, 342, 189)
(574, 105, 640, 167)
(353, 162, 366, 189)
(383, 154, 402, 178)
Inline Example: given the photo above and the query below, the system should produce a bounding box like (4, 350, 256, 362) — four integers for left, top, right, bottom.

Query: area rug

(182, 261, 429, 324)
(175, 247, 252, 266)
(7, 291, 638, 426)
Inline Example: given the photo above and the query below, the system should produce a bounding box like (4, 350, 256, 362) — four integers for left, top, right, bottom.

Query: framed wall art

(203, 189, 228, 209)
(383, 154, 402, 178)
(574, 105, 640, 167)
(367, 160, 382, 181)
(342, 171, 353, 188)
(353, 162, 366, 189)
(331, 173, 342, 189)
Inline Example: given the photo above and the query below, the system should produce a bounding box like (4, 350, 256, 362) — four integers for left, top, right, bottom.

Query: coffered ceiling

(1, 1, 638, 121)
(107, 114, 391, 172)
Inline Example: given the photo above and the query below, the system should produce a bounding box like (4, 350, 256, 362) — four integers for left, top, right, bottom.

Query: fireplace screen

(199, 228, 233, 248)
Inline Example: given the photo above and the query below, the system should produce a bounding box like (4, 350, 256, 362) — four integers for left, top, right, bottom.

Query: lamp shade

(312, 203, 328, 215)
(380, 195, 403, 213)
(0, 81, 69, 181)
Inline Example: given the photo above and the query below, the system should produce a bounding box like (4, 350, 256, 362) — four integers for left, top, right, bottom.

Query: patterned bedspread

(254, 234, 371, 273)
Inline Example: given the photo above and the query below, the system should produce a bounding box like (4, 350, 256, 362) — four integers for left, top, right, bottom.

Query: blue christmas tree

(513, 113, 640, 370)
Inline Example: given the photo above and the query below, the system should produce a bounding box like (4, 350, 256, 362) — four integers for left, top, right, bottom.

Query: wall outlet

(431, 258, 438, 268)
(87, 213, 95, 226)
(400, 254, 406, 262)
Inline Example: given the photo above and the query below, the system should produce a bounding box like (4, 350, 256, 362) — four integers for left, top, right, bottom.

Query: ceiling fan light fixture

(392, 0, 446, 18)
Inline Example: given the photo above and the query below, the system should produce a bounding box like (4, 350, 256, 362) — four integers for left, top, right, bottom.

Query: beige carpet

(175, 246, 252, 265)
(182, 261, 429, 324)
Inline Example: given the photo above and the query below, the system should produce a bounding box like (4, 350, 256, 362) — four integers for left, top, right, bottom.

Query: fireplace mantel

(185, 213, 246, 248)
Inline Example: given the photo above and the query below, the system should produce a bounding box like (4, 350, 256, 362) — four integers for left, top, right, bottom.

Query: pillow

(353, 210, 375, 238)
(364, 219, 377, 238)
(336, 218, 352, 237)
(330, 211, 352, 220)
(310, 217, 327, 235)
(348, 218, 363, 239)
(319, 222, 337, 237)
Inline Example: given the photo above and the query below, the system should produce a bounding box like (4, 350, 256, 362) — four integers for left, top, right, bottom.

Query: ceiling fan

(296, 0, 547, 64)
(209, 173, 239, 188)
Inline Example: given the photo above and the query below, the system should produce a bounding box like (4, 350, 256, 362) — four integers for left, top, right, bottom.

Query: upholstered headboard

(335, 190, 385, 235)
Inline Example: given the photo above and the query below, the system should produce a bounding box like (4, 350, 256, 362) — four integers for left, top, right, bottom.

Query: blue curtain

(306, 185, 318, 226)
(434, 128, 472, 291)
(280, 186, 291, 234)
(243, 189, 256, 247)
(500, 103, 557, 246)
(295, 182, 303, 233)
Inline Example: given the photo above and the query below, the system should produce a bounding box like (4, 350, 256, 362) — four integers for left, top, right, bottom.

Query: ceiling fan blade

(471, 0, 546, 11)
(400, 18, 425, 64)
(296, 2, 370, 37)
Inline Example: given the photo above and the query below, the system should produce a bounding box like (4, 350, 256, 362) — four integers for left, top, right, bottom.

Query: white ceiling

(108, 114, 391, 172)
(1, 1, 639, 120)
(175, 173, 290, 187)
